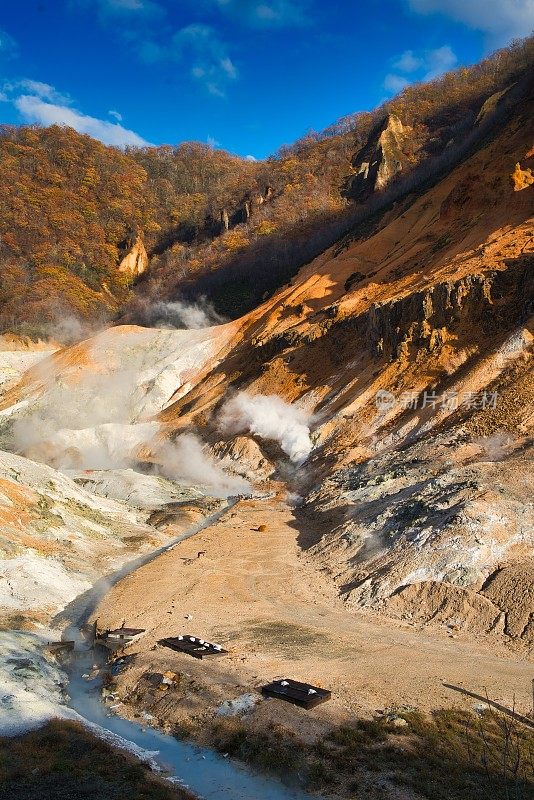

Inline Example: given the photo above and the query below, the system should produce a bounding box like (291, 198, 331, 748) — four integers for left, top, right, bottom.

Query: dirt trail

(93, 497, 533, 724)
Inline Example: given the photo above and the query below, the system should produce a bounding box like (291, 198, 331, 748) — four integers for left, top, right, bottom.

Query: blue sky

(0, 1, 532, 159)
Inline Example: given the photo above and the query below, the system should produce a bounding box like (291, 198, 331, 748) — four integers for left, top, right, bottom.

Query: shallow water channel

(61, 499, 316, 800)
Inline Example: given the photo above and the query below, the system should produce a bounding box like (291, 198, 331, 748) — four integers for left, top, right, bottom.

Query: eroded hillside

(1, 37, 532, 337)
(149, 70, 533, 648)
(0, 46, 532, 775)
(2, 64, 531, 654)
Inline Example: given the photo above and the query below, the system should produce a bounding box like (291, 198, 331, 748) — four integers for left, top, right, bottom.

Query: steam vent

(1, 13, 533, 800)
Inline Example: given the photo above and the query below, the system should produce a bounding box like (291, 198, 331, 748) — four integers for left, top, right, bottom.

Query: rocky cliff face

(2, 76, 532, 652)
(512, 146, 534, 190)
(305, 414, 533, 643)
(118, 235, 149, 279)
(151, 84, 534, 649)
(345, 114, 412, 201)
(0, 449, 166, 626)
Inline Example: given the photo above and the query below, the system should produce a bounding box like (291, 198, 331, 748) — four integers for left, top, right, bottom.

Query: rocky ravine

(1, 79, 532, 657)
(153, 78, 534, 650)
(0, 332, 231, 630)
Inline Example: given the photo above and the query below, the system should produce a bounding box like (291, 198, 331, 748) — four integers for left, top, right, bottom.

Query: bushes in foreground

(0, 720, 194, 800)
(211, 706, 534, 799)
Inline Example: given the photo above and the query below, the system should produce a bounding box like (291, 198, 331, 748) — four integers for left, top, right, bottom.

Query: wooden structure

(45, 641, 75, 654)
(261, 678, 331, 709)
(159, 635, 228, 660)
(97, 627, 146, 650)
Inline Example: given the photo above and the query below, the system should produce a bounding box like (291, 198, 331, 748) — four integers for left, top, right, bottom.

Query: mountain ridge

(2, 57, 531, 648)
(0, 36, 532, 338)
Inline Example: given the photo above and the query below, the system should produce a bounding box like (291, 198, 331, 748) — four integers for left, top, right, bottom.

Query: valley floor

(93, 496, 534, 741)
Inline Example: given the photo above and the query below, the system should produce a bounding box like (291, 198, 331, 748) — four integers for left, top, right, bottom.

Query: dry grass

(0, 720, 195, 800)
(209, 707, 534, 799)
(242, 619, 331, 656)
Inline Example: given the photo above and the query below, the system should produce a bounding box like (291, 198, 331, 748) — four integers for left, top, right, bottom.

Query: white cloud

(408, 0, 534, 45)
(213, 0, 309, 26)
(173, 24, 224, 59)
(108, 109, 123, 121)
(3, 81, 149, 147)
(384, 44, 458, 93)
(423, 44, 457, 78)
(15, 95, 149, 146)
(76, 2, 243, 95)
(0, 28, 18, 59)
(393, 49, 423, 72)
(207, 134, 221, 147)
(6, 80, 70, 104)
(245, 154, 257, 161)
(220, 56, 238, 79)
(173, 24, 238, 97)
(74, 2, 241, 96)
(105, 0, 146, 8)
(383, 73, 411, 93)
(254, 1, 305, 24)
(81, 0, 164, 19)
(206, 82, 225, 98)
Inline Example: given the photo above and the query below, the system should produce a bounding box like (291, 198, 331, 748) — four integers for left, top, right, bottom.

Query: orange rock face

(118, 235, 149, 278)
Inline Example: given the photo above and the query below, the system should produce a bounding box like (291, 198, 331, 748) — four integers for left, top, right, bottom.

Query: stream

(67, 652, 312, 800)
(57, 498, 315, 800)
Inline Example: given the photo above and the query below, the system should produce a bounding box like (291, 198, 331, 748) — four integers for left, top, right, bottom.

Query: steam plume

(140, 297, 225, 330)
(9, 333, 248, 496)
(158, 433, 250, 496)
(218, 392, 313, 464)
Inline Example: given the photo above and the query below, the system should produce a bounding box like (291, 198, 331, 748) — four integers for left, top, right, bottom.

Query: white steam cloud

(218, 392, 313, 464)
(131, 296, 226, 330)
(158, 433, 249, 496)
(473, 432, 514, 462)
(9, 331, 249, 497)
(152, 298, 225, 329)
(15, 415, 248, 497)
(21, 422, 160, 471)
(40, 313, 108, 346)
